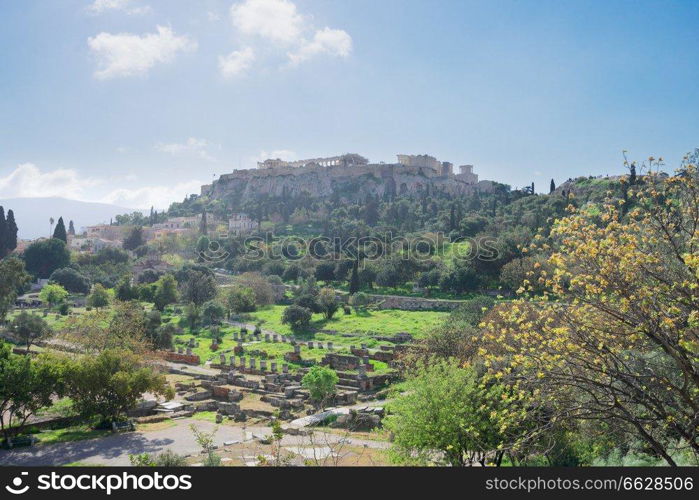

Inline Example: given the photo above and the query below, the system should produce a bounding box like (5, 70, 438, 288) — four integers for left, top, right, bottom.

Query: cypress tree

(629, 164, 637, 185)
(68, 220, 75, 236)
(550, 179, 556, 193)
(53, 216, 67, 242)
(349, 259, 360, 295)
(200, 209, 208, 236)
(0, 207, 7, 256)
(6, 209, 18, 253)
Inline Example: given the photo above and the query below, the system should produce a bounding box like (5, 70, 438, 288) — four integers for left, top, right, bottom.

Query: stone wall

(165, 352, 201, 365)
(368, 294, 464, 311)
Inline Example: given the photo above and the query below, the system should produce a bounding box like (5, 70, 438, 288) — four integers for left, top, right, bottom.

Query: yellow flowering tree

(484, 159, 699, 465)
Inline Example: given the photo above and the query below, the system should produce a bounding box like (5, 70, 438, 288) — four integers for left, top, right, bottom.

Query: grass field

(173, 327, 392, 373)
(248, 305, 448, 338)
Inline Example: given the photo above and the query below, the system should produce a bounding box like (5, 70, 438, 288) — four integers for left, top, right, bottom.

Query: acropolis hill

(200, 153, 493, 202)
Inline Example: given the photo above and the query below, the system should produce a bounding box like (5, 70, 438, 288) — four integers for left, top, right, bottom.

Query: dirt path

(0, 418, 388, 466)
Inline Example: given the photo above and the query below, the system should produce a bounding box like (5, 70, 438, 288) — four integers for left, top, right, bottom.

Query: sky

(1, 0, 698, 209)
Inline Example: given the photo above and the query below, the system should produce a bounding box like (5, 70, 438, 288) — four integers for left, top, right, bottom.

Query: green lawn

(248, 305, 448, 338)
(29, 424, 109, 445)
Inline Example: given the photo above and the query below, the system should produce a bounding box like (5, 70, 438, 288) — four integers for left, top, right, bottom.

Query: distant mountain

(0, 197, 139, 240)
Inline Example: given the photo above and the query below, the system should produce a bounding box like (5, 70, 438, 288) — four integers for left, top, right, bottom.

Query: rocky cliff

(201, 162, 492, 203)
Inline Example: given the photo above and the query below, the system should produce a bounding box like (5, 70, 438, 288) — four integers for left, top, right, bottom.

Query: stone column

(328, 342, 334, 351)
(294, 345, 301, 355)
(186, 347, 192, 356)
(239, 357, 245, 368)
(250, 358, 256, 370)
(265, 334, 271, 342)
(220, 354, 226, 364)
(282, 364, 289, 374)
(308, 341, 314, 349)
(260, 360, 267, 371)
(230, 356, 236, 366)
(270, 362, 277, 373)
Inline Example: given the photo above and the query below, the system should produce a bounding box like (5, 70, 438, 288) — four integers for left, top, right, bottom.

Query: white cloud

(230, 0, 303, 45)
(223, 0, 352, 74)
(255, 149, 297, 162)
(155, 137, 218, 161)
(288, 28, 352, 66)
(0, 163, 101, 199)
(103, 180, 204, 209)
(88, 26, 197, 79)
(87, 0, 152, 16)
(0, 163, 202, 210)
(218, 47, 255, 78)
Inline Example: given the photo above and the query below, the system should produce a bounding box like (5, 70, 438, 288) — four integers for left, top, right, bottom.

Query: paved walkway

(0, 418, 388, 466)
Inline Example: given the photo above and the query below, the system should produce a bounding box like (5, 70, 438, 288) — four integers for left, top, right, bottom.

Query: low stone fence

(368, 294, 463, 311)
(165, 352, 201, 365)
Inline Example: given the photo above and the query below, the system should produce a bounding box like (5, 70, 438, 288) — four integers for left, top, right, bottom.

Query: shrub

(281, 305, 312, 332)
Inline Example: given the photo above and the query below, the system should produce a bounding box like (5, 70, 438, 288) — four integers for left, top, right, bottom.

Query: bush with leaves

(86, 283, 110, 309)
(10, 312, 52, 352)
(0, 344, 67, 442)
(317, 287, 339, 319)
(224, 287, 257, 315)
(301, 365, 338, 409)
(67, 349, 172, 425)
(39, 283, 68, 310)
(49, 267, 91, 294)
(281, 304, 312, 332)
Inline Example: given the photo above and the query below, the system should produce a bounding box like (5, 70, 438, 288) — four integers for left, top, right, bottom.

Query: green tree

(123, 226, 144, 251)
(0, 207, 6, 256)
(153, 274, 178, 311)
(181, 270, 217, 306)
(314, 262, 336, 283)
(4, 209, 18, 256)
(0, 257, 30, 323)
(68, 220, 75, 236)
(301, 365, 338, 409)
(349, 259, 360, 295)
(87, 283, 110, 309)
(22, 238, 71, 279)
(201, 300, 225, 326)
(39, 283, 69, 309)
(0, 344, 67, 442)
(281, 304, 312, 332)
(224, 287, 257, 315)
(199, 210, 208, 236)
(115, 275, 137, 301)
(10, 312, 53, 352)
(384, 361, 531, 466)
(52, 216, 67, 242)
(317, 287, 339, 319)
(49, 267, 91, 294)
(184, 302, 201, 331)
(67, 349, 172, 425)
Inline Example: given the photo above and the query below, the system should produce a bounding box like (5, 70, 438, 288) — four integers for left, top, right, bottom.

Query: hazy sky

(1, 0, 698, 208)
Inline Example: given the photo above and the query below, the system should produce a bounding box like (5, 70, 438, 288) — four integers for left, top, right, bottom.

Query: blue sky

(1, 0, 698, 208)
